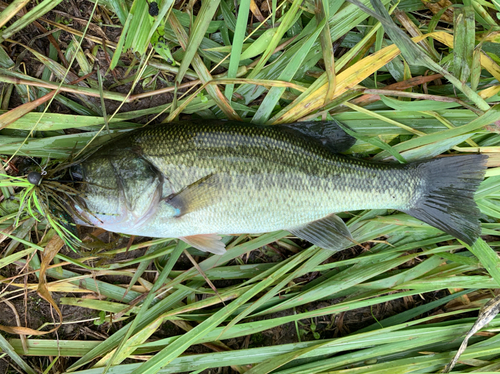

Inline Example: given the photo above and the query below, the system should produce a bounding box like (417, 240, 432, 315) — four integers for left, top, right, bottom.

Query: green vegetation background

(1, 0, 500, 372)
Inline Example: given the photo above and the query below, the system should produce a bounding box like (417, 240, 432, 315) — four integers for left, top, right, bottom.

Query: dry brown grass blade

(270, 40, 403, 123)
(32, 20, 69, 67)
(444, 294, 500, 372)
(36, 234, 64, 330)
(0, 72, 206, 103)
(0, 234, 65, 336)
(2, 298, 27, 352)
(38, 17, 117, 48)
(350, 74, 443, 107)
(421, 0, 454, 22)
(0, 234, 64, 335)
(213, 78, 307, 91)
(183, 249, 225, 306)
(395, 10, 437, 59)
(3, 279, 94, 293)
(249, 0, 266, 22)
(0, 225, 15, 245)
(0, 324, 53, 335)
(0, 90, 56, 130)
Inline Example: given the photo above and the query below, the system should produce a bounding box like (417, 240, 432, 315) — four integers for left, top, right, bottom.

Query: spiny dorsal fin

(289, 214, 354, 252)
(280, 120, 356, 154)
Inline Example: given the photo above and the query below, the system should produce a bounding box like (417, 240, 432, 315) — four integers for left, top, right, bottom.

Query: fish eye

(69, 164, 84, 182)
(27, 171, 42, 186)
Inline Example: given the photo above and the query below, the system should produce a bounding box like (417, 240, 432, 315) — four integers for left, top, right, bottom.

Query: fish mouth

(73, 180, 162, 235)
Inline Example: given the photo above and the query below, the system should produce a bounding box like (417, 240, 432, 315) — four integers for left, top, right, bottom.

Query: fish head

(73, 151, 165, 233)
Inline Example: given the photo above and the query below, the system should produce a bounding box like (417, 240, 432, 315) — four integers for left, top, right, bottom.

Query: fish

(70, 120, 488, 255)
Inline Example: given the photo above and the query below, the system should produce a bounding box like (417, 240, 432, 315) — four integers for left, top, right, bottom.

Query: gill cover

(77, 149, 163, 231)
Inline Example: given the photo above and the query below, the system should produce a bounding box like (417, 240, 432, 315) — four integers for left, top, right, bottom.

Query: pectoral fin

(289, 214, 354, 252)
(181, 234, 226, 255)
(165, 174, 220, 217)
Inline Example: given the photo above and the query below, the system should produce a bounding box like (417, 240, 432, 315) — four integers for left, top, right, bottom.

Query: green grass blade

(0, 0, 63, 41)
(175, 0, 221, 84)
(247, 0, 303, 79)
(0, 0, 29, 29)
(453, 5, 475, 83)
(67, 281, 205, 371)
(168, 12, 239, 120)
(224, 0, 250, 102)
(0, 333, 37, 374)
(103, 241, 186, 368)
(129, 243, 319, 373)
(466, 238, 500, 287)
(374, 102, 500, 159)
(253, 19, 324, 124)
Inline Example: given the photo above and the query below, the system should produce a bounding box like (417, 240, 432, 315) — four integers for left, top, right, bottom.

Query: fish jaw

(74, 184, 165, 234)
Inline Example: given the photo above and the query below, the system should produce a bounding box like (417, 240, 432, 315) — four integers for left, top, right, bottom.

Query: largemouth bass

(71, 120, 487, 254)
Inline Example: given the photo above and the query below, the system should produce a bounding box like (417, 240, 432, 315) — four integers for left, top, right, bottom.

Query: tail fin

(404, 154, 488, 245)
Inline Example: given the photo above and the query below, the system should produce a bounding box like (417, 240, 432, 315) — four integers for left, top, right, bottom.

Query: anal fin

(288, 214, 354, 252)
(180, 234, 226, 255)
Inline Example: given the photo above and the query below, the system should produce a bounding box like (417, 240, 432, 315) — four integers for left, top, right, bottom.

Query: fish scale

(73, 120, 487, 254)
(135, 122, 416, 199)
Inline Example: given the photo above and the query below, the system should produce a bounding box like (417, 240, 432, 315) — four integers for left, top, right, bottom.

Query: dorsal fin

(280, 120, 356, 153)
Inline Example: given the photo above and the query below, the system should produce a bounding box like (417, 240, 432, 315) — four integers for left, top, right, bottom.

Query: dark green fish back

(127, 121, 416, 204)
